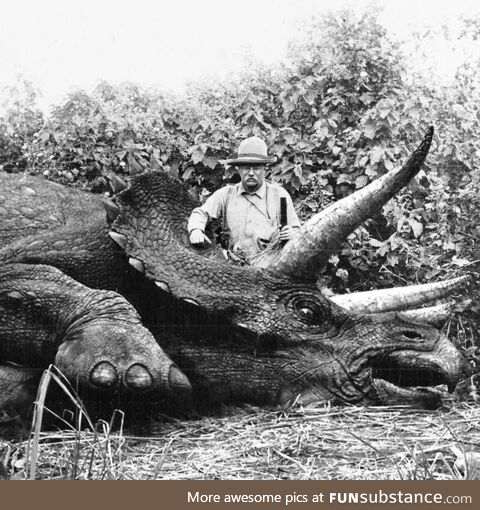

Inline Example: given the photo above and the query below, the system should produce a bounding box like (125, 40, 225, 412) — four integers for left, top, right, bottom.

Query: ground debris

(2, 402, 480, 480)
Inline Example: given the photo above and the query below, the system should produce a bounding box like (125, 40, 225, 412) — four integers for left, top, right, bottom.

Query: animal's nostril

(125, 364, 152, 390)
(402, 330, 423, 340)
(90, 362, 118, 388)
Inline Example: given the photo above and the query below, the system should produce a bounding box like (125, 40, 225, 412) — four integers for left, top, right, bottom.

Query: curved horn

(329, 275, 469, 314)
(258, 127, 434, 280)
(397, 302, 454, 327)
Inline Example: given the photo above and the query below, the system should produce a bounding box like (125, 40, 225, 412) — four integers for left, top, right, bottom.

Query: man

(188, 136, 300, 260)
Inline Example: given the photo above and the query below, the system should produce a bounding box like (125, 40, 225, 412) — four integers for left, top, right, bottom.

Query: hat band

(237, 153, 269, 159)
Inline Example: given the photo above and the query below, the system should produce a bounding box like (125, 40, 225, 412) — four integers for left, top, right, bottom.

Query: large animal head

(108, 127, 468, 408)
(155, 303, 461, 409)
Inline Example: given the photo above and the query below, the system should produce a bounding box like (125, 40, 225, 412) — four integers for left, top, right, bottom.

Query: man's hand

(279, 225, 297, 242)
(189, 229, 212, 246)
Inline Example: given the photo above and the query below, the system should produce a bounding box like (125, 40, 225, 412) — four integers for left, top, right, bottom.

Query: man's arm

(187, 188, 229, 246)
(188, 209, 211, 244)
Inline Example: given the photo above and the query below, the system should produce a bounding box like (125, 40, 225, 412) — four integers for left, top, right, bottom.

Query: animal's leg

(0, 364, 42, 415)
(0, 263, 191, 403)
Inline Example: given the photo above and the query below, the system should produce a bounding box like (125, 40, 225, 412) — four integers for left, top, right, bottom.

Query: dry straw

(1, 380, 480, 479)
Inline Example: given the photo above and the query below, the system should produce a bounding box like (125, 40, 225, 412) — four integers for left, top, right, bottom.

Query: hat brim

(220, 156, 277, 166)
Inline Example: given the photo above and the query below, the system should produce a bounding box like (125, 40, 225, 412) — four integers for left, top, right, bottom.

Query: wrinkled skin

(0, 173, 128, 290)
(111, 172, 463, 408)
(151, 300, 461, 409)
(0, 159, 465, 412)
(0, 262, 190, 411)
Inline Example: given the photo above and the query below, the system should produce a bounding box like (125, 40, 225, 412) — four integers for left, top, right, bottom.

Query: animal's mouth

(371, 355, 456, 391)
(369, 336, 463, 408)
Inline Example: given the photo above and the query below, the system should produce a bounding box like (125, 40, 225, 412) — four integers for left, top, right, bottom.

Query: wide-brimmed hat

(220, 136, 277, 166)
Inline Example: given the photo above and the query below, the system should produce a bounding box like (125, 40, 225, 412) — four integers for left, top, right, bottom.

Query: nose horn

(125, 364, 152, 391)
(90, 362, 118, 389)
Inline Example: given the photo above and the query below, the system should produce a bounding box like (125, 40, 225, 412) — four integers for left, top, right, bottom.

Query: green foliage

(1, 8, 480, 294)
(18, 83, 191, 192)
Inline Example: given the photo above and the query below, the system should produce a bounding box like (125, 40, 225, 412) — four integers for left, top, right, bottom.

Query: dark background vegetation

(1, 9, 479, 354)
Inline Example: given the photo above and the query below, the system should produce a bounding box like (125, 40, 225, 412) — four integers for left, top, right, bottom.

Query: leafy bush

(0, 77, 44, 173)
(1, 8, 480, 297)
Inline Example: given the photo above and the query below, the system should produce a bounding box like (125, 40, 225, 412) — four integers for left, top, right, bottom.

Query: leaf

(358, 155, 369, 168)
(384, 158, 395, 171)
(305, 198, 319, 211)
(408, 218, 424, 238)
(282, 131, 296, 145)
(368, 238, 383, 248)
(272, 143, 287, 157)
(149, 153, 162, 171)
(182, 166, 194, 180)
(355, 175, 369, 188)
(304, 90, 317, 105)
(370, 147, 384, 165)
(337, 173, 352, 185)
(40, 131, 50, 143)
(297, 139, 314, 151)
(168, 162, 179, 179)
(202, 157, 217, 169)
(128, 153, 144, 175)
(280, 162, 295, 175)
(359, 93, 374, 106)
(408, 106, 420, 120)
(335, 268, 349, 283)
(282, 98, 295, 115)
(363, 122, 376, 140)
(386, 253, 399, 266)
(289, 174, 301, 190)
(452, 256, 471, 267)
(191, 148, 204, 165)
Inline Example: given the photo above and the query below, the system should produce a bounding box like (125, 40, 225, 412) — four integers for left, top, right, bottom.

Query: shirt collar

(237, 180, 267, 198)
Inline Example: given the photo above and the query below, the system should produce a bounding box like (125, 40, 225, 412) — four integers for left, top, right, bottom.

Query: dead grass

(1, 365, 480, 480)
(2, 399, 480, 480)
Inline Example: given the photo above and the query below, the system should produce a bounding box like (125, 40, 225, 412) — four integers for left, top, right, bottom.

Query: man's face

(238, 165, 266, 193)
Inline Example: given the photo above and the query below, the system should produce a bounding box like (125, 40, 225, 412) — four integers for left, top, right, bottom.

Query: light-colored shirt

(188, 180, 300, 256)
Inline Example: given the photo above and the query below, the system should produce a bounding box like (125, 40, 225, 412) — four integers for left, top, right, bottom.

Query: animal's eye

(293, 298, 323, 324)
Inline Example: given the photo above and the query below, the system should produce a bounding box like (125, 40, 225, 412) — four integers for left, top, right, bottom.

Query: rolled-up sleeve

(187, 188, 229, 234)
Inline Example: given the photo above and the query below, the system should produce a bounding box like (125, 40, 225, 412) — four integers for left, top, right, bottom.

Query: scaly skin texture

(0, 263, 190, 408)
(156, 313, 460, 409)
(0, 172, 102, 245)
(111, 173, 463, 408)
(0, 170, 465, 411)
(0, 172, 129, 291)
